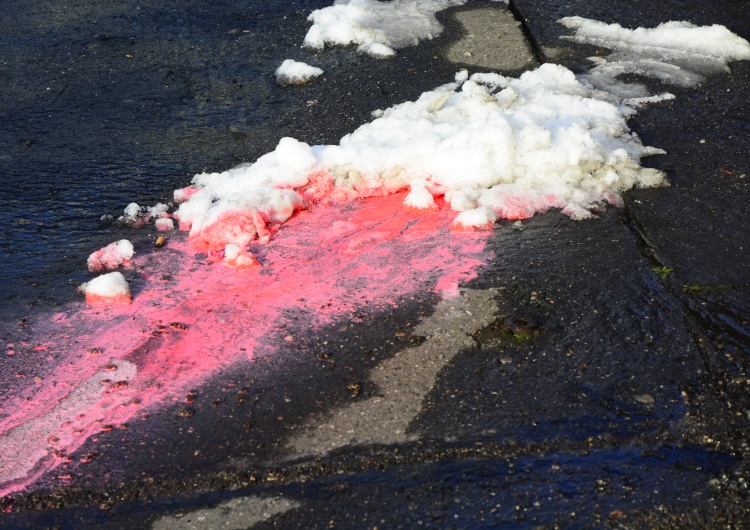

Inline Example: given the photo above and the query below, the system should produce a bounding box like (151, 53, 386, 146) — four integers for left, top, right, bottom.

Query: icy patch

(80, 272, 132, 305)
(175, 62, 667, 258)
(155, 218, 174, 232)
(304, 0, 466, 58)
(276, 59, 324, 85)
(87, 240, 134, 272)
(560, 17, 750, 98)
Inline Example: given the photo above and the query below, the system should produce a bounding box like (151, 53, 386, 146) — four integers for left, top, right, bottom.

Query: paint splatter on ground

(0, 192, 490, 496)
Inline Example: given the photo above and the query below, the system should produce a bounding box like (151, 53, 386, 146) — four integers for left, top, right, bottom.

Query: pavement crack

(619, 198, 667, 268)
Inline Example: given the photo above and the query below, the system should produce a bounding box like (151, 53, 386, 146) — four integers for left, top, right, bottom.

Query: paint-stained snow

(175, 62, 667, 263)
(87, 240, 134, 272)
(80, 272, 132, 305)
(155, 218, 175, 231)
(109, 18, 746, 272)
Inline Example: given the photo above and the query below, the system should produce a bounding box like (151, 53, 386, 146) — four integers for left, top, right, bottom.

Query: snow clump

(119, 202, 170, 228)
(87, 240, 134, 272)
(174, 186, 200, 204)
(79, 272, 132, 305)
(304, 0, 466, 58)
(155, 218, 175, 231)
(276, 59, 324, 85)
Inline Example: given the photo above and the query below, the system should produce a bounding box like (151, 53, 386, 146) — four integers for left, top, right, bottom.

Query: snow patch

(80, 272, 132, 305)
(452, 207, 497, 232)
(98, 18, 748, 269)
(119, 202, 169, 228)
(304, 0, 466, 58)
(276, 59, 324, 85)
(174, 186, 200, 204)
(155, 218, 175, 231)
(87, 240, 134, 272)
(560, 17, 750, 98)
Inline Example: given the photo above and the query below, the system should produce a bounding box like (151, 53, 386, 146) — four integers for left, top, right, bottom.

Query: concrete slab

(443, 7, 538, 72)
(288, 289, 499, 457)
(152, 496, 299, 530)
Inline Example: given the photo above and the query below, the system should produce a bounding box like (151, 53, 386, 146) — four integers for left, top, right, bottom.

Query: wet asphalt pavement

(2, 0, 750, 528)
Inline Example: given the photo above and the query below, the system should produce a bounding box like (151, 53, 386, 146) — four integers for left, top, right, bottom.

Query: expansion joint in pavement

(619, 198, 668, 269)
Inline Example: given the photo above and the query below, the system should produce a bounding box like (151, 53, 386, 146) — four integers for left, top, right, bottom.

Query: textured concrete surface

(152, 496, 299, 530)
(443, 7, 538, 72)
(288, 289, 498, 456)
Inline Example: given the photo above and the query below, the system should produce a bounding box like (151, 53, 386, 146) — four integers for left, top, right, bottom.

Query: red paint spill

(173, 186, 200, 204)
(491, 192, 561, 220)
(85, 292, 132, 305)
(190, 210, 271, 251)
(451, 220, 494, 233)
(0, 192, 491, 496)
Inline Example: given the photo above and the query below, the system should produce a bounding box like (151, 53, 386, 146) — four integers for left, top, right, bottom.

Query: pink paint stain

(0, 192, 492, 496)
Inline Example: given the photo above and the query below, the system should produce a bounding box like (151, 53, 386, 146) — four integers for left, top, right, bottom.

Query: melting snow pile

(87, 240, 134, 272)
(174, 62, 667, 261)
(108, 18, 749, 271)
(276, 59, 324, 85)
(304, 0, 467, 58)
(80, 272, 132, 305)
(560, 17, 750, 100)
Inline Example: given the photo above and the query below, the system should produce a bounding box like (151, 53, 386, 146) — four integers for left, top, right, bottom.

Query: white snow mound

(304, 0, 466, 58)
(174, 62, 669, 252)
(81, 272, 132, 304)
(276, 59, 324, 85)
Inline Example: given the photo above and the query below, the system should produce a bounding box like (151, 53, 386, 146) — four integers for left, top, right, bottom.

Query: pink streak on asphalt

(0, 192, 491, 496)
